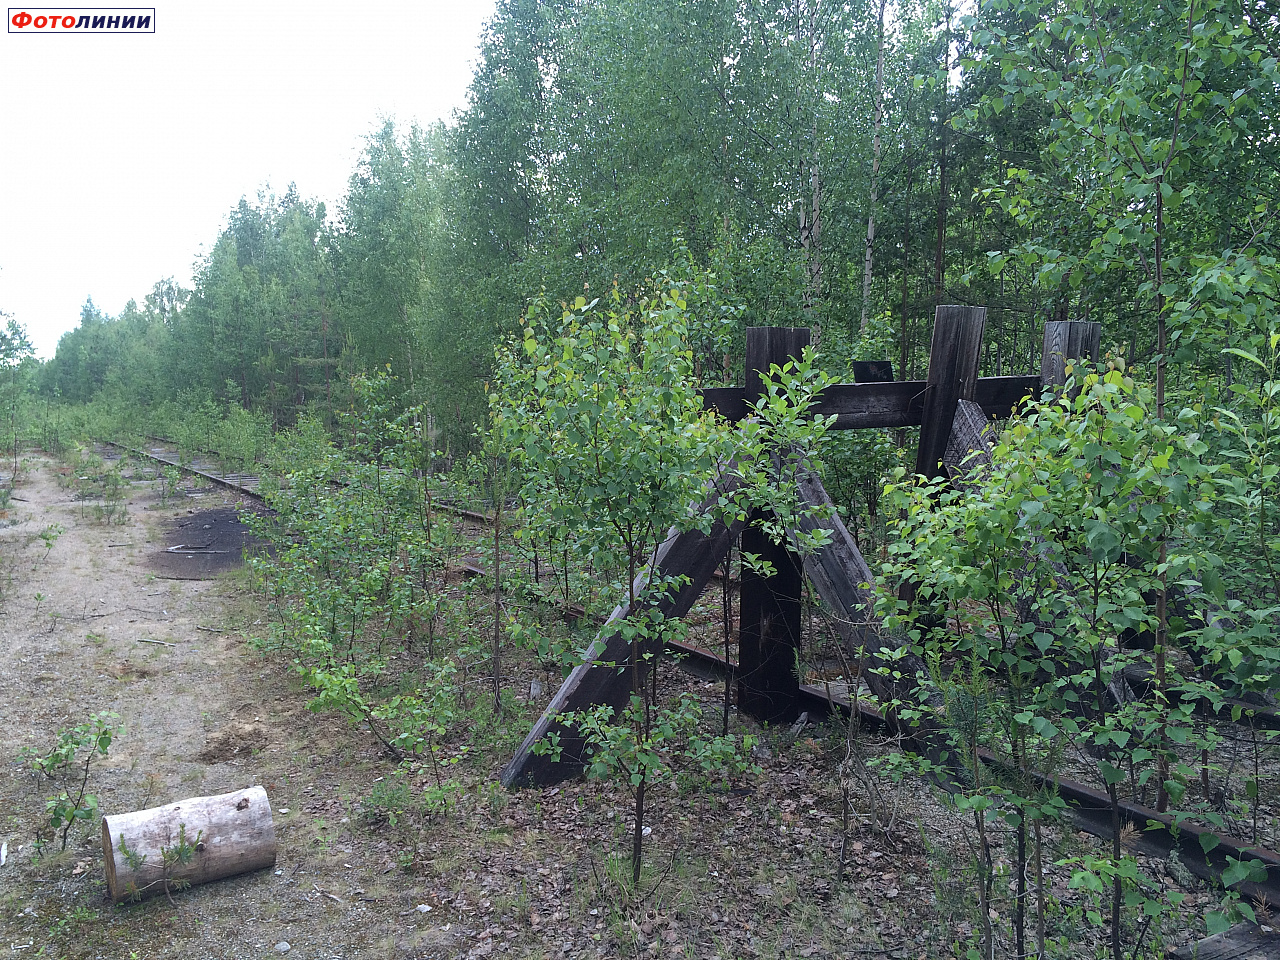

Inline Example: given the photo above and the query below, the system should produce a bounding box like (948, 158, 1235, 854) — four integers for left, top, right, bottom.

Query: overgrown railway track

(105, 436, 493, 522)
(99, 437, 267, 501)
(96, 436, 1280, 909)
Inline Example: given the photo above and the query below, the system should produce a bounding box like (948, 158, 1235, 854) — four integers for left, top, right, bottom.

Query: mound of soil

(106, 660, 156, 680)
(147, 505, 271, 580)
(198, 719, 269, 763)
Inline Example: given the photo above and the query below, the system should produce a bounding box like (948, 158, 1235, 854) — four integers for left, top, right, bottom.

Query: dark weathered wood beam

(500, 502, 745, 788)
(701, 375, 1039, 429)
(737, 328, 809, 725)
(915, 305, 987, 480)
(1041, 320, 1102, 388)
(793, 469, 961, 785)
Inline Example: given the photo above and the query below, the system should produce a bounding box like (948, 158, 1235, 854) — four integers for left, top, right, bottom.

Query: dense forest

(31, 0, 1277, 451)
(2, 1, 1279, 958)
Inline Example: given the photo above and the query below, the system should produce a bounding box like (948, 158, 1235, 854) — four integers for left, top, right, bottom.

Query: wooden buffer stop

(501, 307, 1101, 788)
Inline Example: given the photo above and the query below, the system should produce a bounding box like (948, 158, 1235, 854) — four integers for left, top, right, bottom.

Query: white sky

(0, 0, 496, 357)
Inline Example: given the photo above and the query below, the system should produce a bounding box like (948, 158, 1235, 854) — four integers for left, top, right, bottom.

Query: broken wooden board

(500, 502, 745, 788)
(943, 398, 995, 483)
(1168, 923, 1280, 960)
(792, 469, 962, 784)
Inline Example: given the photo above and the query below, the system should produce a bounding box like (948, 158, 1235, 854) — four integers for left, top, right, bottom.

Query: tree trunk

(101, 787, 276, 902)
(934, 6, 952, 307)
(799, 0, 824, 343)
(860, 0, 889, 337)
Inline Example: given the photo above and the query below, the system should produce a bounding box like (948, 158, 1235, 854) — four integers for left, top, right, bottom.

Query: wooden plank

(792, 469, 962, 785)
(816, 381, 926, 429)
(915, 306, 988, 480)
(1040, 320, 1101, 388)
(973, 374, 1040, 418)
(701, 387, 748, 421)
(943, 398, 996, 482)
(1168, 923, 1280, 960)
(500, 499, 745, 788)
(745, 326, 812, 398)
(737, 513, 803, 724)
(736, 327, 810, 725)
(700, 375, 1038, 429)
(851, 360, 895, 382)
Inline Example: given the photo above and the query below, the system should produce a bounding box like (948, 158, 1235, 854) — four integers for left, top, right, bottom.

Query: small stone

(274, 943, 290, 953)
(277, 808, 290, 815)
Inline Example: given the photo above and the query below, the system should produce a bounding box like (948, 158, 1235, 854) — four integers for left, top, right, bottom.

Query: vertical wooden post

(914, 305, 987, 480)
(737, 327, 809, 725)
(1040, 320, 1101, 388)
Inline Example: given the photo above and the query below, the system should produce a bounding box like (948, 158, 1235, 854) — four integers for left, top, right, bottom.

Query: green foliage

(158, 823, 203, 901)
(59, 445, 131, 524)
(879, 362, 1247, 957)
(0, 317, 36, 479)
(1207, 332, 1280, 613)
(363, 774, 414, 828)
(495, 278, 735, 607)
(498, 265, 839, 885)
(497, 276, 745, 884)
(574, 695, 758, 789)
(245, 380, 477, 827)
(968, 0, 1279, 377)
(37, 523, 63, 559)
(21, 713, 119, 854)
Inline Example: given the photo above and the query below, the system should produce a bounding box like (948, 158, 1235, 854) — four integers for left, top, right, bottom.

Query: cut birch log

(101, 786, 276, 902)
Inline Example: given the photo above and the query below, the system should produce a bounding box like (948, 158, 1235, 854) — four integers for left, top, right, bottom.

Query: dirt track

(0, 458, 448, 959)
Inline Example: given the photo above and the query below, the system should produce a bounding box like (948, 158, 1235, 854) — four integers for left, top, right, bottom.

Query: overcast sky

(0, 1, 496, 357)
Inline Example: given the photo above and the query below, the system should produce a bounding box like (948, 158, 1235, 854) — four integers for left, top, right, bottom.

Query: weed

(37, 523, 63, 558)
(363, 777, 413, 828)
(158, 823, 203, 903)
(119, 822, 204, 903)
(20, 713, 119, 854)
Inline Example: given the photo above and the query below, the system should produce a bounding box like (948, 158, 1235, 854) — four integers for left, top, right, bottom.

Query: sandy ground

(0, 457, 438, 959)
